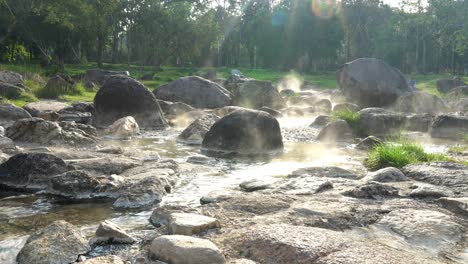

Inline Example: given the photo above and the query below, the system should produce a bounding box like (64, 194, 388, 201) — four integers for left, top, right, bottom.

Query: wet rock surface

(16, 220, 90, 264)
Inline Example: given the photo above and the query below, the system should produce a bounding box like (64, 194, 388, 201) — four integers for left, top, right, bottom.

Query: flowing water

(0, 116, 460, 263)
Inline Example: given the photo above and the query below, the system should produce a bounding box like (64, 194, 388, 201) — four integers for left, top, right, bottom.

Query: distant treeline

(0, 0, 467, 74)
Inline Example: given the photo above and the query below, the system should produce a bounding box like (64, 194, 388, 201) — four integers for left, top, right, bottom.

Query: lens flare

(311, 0, 340, 19)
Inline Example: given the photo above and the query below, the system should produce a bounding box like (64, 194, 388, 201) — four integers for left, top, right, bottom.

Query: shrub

(331, 109, 361, 131)
(365, 142, 452, 171)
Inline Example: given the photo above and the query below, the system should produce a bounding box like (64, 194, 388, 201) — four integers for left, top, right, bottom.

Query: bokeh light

(311, 0, 340, 19)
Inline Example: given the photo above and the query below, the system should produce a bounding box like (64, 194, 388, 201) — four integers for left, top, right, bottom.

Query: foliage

(365, 142, 454, 171)
(331, 110, 361, 131)
(1, 0, 466, 74)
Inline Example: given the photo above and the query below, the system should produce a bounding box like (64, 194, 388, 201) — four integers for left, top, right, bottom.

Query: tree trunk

(97, 34, 104, 68)
(111, 30, 119, 63)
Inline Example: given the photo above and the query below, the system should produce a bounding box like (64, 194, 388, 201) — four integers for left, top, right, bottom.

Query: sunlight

(311, 0, 340, 19)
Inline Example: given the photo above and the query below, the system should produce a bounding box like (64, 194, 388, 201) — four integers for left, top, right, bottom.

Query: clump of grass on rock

(331, 109, 361, 131)
(365, 142, 453, 171)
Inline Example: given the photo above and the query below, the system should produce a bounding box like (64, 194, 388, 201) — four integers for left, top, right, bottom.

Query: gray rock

(336, 58, 410, 107)
(289, 166, 358, 179)
(48, 170, 120, 200)
(93, 220, 136, 244)
(343, 182, 399, 199)
(177, 114, 220, 145)
(358, 108, 406, 137)
(259, 106, 282, 117)
(332, 102, 360, 112)
(240, 179, 273, 192)
(155, 76, 232, 109)
(317, 120, 353, 141)
(202, 109, 283, 156)
(409, 183, 454, 198)
(405, 113, 433, 132)
(394, 91, 446, 114)
(0, 71, 24, 87)
(436, 79, 465, 93)
(160, 101, 195, 117)
(430, 114, 468, 140)
(150, 235, 225, 264)
(310, 115, 330, 127)
(447, 85, 468, 98)
(0, 152, 68, 191)
(94, 75, 167, 129)
(402, 162, 468, 195)
(365, 167, 406, 182)
(84, 68, 129, 85)
(0, 103, 32, 126)
(16, 220, 90, 264)
(0, 82, 24, 98)
(439, 197, 468, 215)
(377, 209, 463, 254)
(69, 157, 142, 175)
(0, 136, 15, 151)
(314, 99, 332, 113)
(168, 213, 220, 235)
(6, 118, 98, 145)
(23, 101, 70, 117)
(235, 80, 285, 109)
(41, 75, 73, 99)
(81, 255, 125, 264)
(355, 136, 382, 150)
(230, 224, 441, 264)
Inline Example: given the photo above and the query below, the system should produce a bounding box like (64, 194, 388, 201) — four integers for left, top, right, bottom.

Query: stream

(0, 115, 459, 263)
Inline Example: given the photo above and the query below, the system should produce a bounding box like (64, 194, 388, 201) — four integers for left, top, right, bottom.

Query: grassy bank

(0, 62, 466, 106)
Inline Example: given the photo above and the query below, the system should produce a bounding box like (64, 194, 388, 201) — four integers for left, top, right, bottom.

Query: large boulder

(16, 220, 90, 264)
(155, 76, 232, 109)
(40, 74, 74, 99)
(0, 153, 69, 191)
(358, 108, 406, 137)
(6, 117, 98, 145)
(202, 109, 283, 156)
(0, 103, 31, 126)
(0, 82, 24, 98)
(177, 114, 220, 145)
(429, 114, 468, 140)
(405, 113, 433, 132)
(84, 68, 129, 86)
(94, 75, 167, 128)
(0, 71, 24, 87)
(393, 91, 446, 114)
(336, 58, 410, 107)
(150, 235, 225, 264)
(436, 79, 465, 94)
(235, 80, 285, 109)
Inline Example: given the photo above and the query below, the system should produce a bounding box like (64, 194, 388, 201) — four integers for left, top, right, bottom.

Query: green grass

(1, 62, 466, 106)
(448, 145, 467, 155)
(331, 109, 361, 131)
(410, 74, 468, 97)
(365, 142, 456, 171)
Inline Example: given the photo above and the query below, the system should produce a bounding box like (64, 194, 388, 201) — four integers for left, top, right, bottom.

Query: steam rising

(278, 73, 303, 93)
